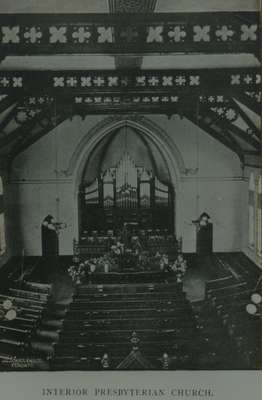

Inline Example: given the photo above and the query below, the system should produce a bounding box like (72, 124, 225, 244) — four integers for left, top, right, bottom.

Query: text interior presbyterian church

(0, 0, 261, 371)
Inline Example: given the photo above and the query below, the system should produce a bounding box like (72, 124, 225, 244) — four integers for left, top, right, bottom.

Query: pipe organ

(79, 153, 174, 234)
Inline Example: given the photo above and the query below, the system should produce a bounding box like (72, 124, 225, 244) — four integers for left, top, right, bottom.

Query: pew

(0, 294, 46, 308)
(0, 282, 54, 366)
(52, 271, 200, 371)
(9, 288, 49, 302)
(203, 274, 261, 368)
(65, 307, 192, 319)
(206, 282, 248, 299)
(22, 281, 52, 294)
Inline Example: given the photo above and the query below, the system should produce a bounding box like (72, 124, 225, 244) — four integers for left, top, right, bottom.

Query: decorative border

(0, 12, 259, 55)
(0, 69, 260, 93)
(5, 92, 259, 127)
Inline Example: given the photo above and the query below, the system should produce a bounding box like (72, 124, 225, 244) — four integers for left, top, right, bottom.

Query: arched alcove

(81, 125, 171, 185)
(67, 115, 185, 240)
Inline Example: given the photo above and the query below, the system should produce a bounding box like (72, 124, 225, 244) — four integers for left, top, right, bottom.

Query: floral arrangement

(68, 254, 118, 283)
(68, 264, 86, 284)
(151, 252, 188, 282)
(170, 254, 188, 282)
(110, 241, 124, 256)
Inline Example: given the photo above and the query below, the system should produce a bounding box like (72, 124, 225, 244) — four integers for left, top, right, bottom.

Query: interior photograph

(0, 0, 261, 371)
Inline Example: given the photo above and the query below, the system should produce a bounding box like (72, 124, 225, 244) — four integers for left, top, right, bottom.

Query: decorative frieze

(0, 69, 260, 94)
(0, 12, 259, 55)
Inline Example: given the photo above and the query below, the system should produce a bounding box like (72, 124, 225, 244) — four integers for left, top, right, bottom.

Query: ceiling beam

(9, 113, 68, 160)
(0, 12, 258, 55)
(206, 107, 260, 149)
(0, 105, 50, 148)
(228, 123, 260, 149)
(234, 92, 260, 115)
(109, 0, 158, 70)
(0, 103, 18, 133)
(185, 108, 245, 162)
(0, 95, 17, 114)
(0, 68, 260, 96)
(231, 98, 260, 138)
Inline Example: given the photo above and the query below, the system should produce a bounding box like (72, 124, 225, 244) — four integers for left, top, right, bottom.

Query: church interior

(0, 0, 261, 371)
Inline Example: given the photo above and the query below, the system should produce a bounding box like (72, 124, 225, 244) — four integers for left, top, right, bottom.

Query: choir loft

(0, 0, 261, 371)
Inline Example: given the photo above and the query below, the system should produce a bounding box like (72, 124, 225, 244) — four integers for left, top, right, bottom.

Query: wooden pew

(9, 288, 49, 302)
(22, 281, 52, 294)
(0, 294, 46, 308)
(65, 307, 193, 319)
(70, 299, 189, 310)
(54, 339, 197, 358)
(206, 282, 248, 299)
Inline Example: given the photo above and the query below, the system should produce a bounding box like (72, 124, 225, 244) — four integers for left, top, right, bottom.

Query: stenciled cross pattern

(244, 75, 253, 84)
(240, 25, 258, 41)
(168, 26, 187, 42)
(0, 76, 23, 87)
(97, 27, 113, 43)
(175, 76, 186, 86)
(13, 77, 23, 87)
(162, 76, 173, 86)
(0, 20, 259, 50)
(148, 76, 159, 86)
(211, 106, 239, 122)
(0, 77, 10, 87)
(1, 26, 20, 43)
(72, 27, 91, 43)
(49, 26, 67, 43)
(24, 27, 42, 43)
(215, 26, 234, 42)
(147, 26, 163, 43)
(15, 110, 28, 123)
(193, 26, 210, 42)
(93, 77, 105, 87)
(0, 71, 259, 91)
(73, 95, 182, 106)
(189, 76, 200, 86)
(81, 77, 92, 87)
(108, 76, 119, 87)
(66, 77, 77, 87)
